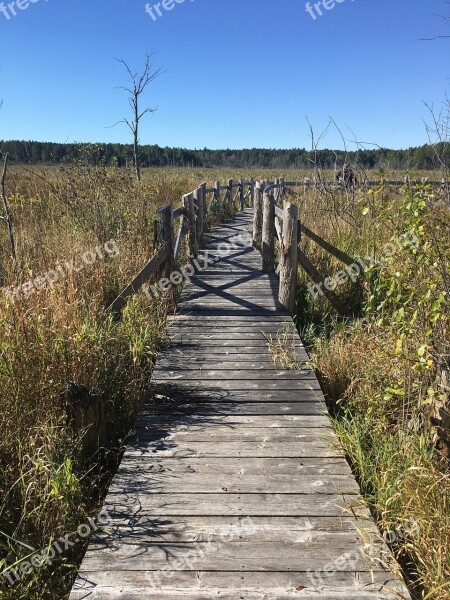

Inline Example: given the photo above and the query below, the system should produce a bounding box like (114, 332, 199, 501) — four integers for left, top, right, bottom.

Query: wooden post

(183, 192, 197, 259)
(240, 178, 245, 211)
(201, 182, 207, 218)
(63, 382, 105, 458)
(279, 177, 285, 202)
(262, 189, 275, 273)
(253, 181, 263, 251)
(279, 201, 298, 314)
(155, 202, 174, 279)
(214, 180, 221, 206)
(249, 177, 255, 207)
(228, 179, 233, 207)
(194, 185, 204, 249)
(274, 178, 280, 203)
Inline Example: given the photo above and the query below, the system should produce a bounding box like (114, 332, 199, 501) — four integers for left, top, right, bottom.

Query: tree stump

(62, 381, 106, 458)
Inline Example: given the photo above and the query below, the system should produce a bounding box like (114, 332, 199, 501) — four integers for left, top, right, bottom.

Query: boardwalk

(71, 210, 410, 599)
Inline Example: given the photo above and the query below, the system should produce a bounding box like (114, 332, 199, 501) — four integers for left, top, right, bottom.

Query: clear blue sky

(0, 0, 449, 150)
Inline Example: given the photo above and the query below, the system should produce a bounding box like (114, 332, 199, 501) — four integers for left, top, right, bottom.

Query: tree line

(1, 140, 448, 170)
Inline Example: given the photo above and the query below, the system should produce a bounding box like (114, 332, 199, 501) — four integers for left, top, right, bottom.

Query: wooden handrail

(252, 178, 358, 316)
(108, 179, 255, 315)
(108, 243, 170, 314)
(297, 249, 352, 317)
(274, 205, 283, 219)
(111, 173, 431, 319)
(282, 179, 448, 188)
(173, 215, 185, 265)
(300, 224, 356, 267)
(172, 206, 184, 219)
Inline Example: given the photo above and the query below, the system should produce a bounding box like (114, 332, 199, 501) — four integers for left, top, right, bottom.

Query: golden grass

(0, 162, 210, 597)
(295, 182, 450, 599)
(0, 163, 447, 598)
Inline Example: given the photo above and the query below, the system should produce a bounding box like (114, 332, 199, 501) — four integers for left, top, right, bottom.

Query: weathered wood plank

(132, 426, 335, 442)
(75, 540, 390, 573)
(141, 402, 327, 415)
(71, 582, 404, 600)
(113, 456, 350, 475)
(152, 369, 316, 380)
(125, 440, 343, 459)
(158, 340, 303, 350)
(168, 314, 290, 321)
(151, 379, 323, 391)
(164, 331, 295, 340)
(300, 223, 356, 267)
(297, 249, 352, 317)
(108, 243, 170, 313)
(109, 461, 356, 494)
(86, 515, 372, 538)
(103, 492, 359, 517)
(157, 346, 294, 354)
(167, 323, 286, 330)
(154, 359, 288, 369)
(153, 358, 282, 368)
(136, 415, 331, 428)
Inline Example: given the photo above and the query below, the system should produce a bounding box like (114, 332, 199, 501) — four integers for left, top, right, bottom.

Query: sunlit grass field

(0, 161, 448, 598)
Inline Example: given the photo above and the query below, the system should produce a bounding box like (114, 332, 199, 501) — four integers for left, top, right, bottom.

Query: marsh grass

(292, 181, 450, 599)
(264, 322, 310, 370)
(0, 163, 447, 598)
(0, 160, 215, 598)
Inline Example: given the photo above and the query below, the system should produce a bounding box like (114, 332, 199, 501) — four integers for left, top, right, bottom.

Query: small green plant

(264, 321, 309, 370)
(293, 179, 450, 599)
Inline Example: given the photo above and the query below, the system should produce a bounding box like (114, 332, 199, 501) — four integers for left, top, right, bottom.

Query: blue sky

(0, 0, 449, 149)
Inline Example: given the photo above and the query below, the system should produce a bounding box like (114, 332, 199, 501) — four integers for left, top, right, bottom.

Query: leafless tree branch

(114, 53, 163, 181)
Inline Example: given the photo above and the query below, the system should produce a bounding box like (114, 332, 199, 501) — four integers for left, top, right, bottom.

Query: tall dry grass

(0, 156, 213, 598)
(293, 180, 450, 599)
(0, 161, 447, 598)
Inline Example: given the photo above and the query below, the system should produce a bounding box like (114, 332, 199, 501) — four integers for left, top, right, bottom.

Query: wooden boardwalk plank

(136, 415, 332, 427)
(70, 209, 410, 599)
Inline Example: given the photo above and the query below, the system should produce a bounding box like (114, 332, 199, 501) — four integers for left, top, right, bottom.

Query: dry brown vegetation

(0, 158, 209, 598)
(0, 158, 448, 598)
(292, 179, 450, 599)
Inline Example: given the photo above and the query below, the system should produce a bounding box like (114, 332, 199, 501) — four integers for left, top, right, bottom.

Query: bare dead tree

(0, 153, 18, 275)
(115, 54, 162, 182)
(303, 118, 357, 229)
(305, 116, 334, 190)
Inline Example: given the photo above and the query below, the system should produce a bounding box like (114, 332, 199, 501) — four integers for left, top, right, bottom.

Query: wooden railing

(253, 179, 355, 317)
(108, 178, 255, 314)
(253, 176, 448, 316)
(275, 178, 449, 190)
(108, 175, 448, 318)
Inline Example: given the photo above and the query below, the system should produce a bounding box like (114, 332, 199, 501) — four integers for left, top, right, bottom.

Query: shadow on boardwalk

(70, 210, 410, 600)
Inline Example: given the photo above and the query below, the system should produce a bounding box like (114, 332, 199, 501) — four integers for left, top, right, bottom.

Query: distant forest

(1, 140, 449, 170)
